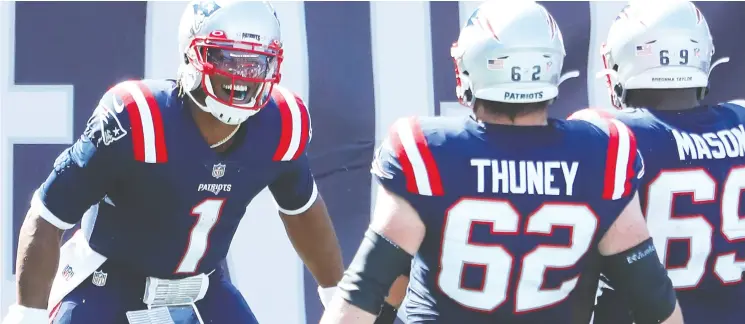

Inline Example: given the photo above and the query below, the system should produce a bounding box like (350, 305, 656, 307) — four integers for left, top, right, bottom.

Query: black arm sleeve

(602, 238, 677, 324)
(337, 229, 413, 315)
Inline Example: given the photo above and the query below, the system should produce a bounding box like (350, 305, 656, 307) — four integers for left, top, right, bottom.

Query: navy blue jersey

(571, 104, 745, 324)
(371, 116, 644, 323)
(33, 80, 316, 278)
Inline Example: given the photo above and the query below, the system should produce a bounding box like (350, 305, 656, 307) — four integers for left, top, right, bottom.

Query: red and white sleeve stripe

(602, 118, 637, 200)
(112, 81, 168, 163)
(271, 85, 311, 161)
(388, 117, 444, 196)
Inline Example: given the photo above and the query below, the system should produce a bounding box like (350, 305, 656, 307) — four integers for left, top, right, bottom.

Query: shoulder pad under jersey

(372, 117, 445, 197)
(89, 80, 169, 163)
(568, 110, 644, 201)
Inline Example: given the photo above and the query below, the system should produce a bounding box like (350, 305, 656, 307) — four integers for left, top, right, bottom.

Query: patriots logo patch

(465, 7, 499, 41)
(85, 97, 128, 147)
(193, 0, 221, 18)
(466, 8, 481, 27)
(192, 0, 222, 34)
(615, 4, 631, 21)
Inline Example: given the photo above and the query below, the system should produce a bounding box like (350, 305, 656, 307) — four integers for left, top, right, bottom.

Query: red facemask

(187, 30, 284, 111)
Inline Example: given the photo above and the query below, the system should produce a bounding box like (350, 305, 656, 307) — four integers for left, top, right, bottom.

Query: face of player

(204, 47, 276, 105)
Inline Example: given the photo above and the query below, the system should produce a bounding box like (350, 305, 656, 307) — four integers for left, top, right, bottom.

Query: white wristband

(2, 304, 48, 324)
(318, 286, 338, 308)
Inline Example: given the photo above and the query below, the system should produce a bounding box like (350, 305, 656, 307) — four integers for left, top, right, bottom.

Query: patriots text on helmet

(471, 159, 579, 196)
(451, 1, 568, 106)
(504, 91, 544, 102)
(672, 125, 745, 160)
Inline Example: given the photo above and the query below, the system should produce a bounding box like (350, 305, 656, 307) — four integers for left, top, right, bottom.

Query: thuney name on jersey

(672, 124, 745, 160)
(471, 159, 579, 196)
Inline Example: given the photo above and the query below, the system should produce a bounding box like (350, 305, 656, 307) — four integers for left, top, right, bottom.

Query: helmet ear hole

(611, 64, 624, 103)
(460, 71, 474, 105)
(697, 87, 709, 100)
(613, 84, 623, 98)
(183, 54, 189, 64)
(464, 89, 473, 102)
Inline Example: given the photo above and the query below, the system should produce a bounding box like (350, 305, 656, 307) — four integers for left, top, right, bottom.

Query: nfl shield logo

(212, 163, 226, 179)
(91, 270, 108, 287)
(61, 265, 74, 280)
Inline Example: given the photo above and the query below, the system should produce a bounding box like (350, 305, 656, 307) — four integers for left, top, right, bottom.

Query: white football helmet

(600, 0, 729, 108)
(178, 0, 283, 125)
(451, 1, 579, 106)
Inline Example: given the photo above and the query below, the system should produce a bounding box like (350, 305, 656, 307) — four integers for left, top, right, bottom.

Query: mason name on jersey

(673, 124, 745, 160)
(471, 159, 579, 196)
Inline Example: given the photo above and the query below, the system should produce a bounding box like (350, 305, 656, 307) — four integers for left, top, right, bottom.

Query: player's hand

(2, 304, 48, 324)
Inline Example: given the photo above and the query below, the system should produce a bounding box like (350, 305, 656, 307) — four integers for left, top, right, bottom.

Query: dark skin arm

(15, 210, 64, 309)
(280, 194, 344, 287)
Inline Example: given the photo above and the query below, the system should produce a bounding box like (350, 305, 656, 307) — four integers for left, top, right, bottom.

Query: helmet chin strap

(183, 74, 260, 125)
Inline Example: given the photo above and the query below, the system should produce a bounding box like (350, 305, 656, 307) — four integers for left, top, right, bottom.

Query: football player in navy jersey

(2, 1, 344, 324)
(569, 1, 745, 324)
(320, 2, 683, 324)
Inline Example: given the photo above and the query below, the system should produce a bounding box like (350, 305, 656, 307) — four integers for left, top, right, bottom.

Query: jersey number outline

(646, 168, 745, 289)
(437, 198, 598, 313)
(175, 198, 226, 274)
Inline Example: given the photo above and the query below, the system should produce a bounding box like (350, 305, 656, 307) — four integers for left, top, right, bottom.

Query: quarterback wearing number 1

(321, 2, 683, 324)
(2, 1, 344, 324)
(570, 1, 745, 323)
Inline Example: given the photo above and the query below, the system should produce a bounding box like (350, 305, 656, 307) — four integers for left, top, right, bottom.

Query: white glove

(318, 286, 338, 308)
(2, 304, 48, 324)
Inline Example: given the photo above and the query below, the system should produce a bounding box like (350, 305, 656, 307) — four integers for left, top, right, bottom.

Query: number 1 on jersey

(175, 198, 226, 274)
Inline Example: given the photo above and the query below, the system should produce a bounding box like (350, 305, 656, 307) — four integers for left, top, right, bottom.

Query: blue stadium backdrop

(1, 1, 744, 323)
